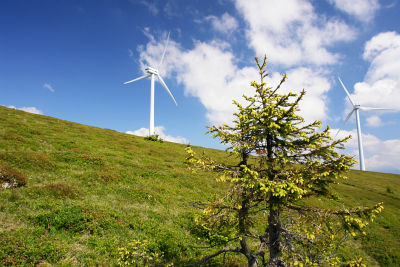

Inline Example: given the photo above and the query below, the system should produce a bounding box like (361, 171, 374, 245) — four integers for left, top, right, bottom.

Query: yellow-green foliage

(117, 240, 164, 266)
(186, 56, 384, 266)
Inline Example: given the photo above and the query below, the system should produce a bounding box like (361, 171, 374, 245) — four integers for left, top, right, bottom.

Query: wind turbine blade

(124, 74, 151, 84)
(157, 74, 177, 106)
(359, 107, 394, 111)
(335, 109, 355, 138)
(338, 77, 355, 107)
(158, 31, 170, 68)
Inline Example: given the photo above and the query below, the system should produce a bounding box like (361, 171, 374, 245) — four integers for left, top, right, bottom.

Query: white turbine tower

(336, 77, 391, 171)
(124, 32, 177, 136)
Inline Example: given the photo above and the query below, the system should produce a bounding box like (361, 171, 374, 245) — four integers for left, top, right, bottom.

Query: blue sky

(1, 0, 400, 173)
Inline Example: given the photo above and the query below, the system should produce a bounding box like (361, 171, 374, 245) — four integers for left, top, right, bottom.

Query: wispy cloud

(328, 0, 380, 22)
(8, 105, 43, 115)
(139, 0, 158, 15)
(43, 83, 55, 93)
(128, 49, 134, 58)
(204, 13, 239, 34)
(366, 115, 383, 127)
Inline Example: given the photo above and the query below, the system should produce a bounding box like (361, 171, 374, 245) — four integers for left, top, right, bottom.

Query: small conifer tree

(186, 56, 383, 266)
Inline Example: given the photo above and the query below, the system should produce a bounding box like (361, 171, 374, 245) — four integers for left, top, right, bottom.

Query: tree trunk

(268, 203, 282, 266)
(240, 237, 258, 267)
(238, 198, 249, 234)
(248, 257, 258, 267)
(239, 149, 250, 234)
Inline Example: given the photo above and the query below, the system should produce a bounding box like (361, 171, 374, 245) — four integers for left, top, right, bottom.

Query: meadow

(0, 105, 399, 266)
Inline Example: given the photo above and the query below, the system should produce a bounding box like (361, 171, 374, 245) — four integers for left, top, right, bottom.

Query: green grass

(334, 171, 400, 266)
(0, 105, 399, 266)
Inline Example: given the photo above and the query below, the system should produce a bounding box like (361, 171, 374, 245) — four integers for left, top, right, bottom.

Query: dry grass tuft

(42, 183, 80, 198)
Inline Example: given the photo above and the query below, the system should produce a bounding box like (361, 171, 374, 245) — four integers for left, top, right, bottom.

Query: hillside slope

(0, 105, 399, 266)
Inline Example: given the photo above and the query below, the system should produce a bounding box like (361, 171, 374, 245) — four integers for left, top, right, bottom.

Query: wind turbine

(124, 32, 177, 136)
(335, 77, 391, 171)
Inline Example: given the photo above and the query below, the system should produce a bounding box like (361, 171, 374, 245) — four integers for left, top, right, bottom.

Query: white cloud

(363, 31, 400, 82)
(349, 32, 400, 120)
(136, 29, 173, 76)
(138, 31, 331, 126)
(137, 33, 257, 125)
(8, 105, 43, 115)
(204, 12, 239, 34)
(126, 126, 189, 144)
(366, 139, 400, 170)
(331, 128, 400, 172)
(43, 83, 55, 93)
(366, 115, 383, 127)
(136, 0, 357, 130)
(234, 0, 356, 67)
(137, 0, 352, 127)
(268, 67, 331, 122)
(328, 0, 380, 22)
(172, 41, 257, 125)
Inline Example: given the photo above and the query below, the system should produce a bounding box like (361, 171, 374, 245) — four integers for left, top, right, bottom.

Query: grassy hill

(0, 105, 399, 266)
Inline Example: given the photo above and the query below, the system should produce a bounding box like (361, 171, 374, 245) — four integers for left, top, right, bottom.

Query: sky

(1, 0, 400, 174)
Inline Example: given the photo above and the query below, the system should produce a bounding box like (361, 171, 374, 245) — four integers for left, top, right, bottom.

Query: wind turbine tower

(124, 32, 177, 136)
(336, 77, 391, 171)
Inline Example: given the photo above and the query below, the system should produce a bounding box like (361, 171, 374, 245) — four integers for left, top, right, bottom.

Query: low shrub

(386, 186, 394, 194)
(52, 152, 104, 168)
(99, 171, 119, 183)
(0, 163, 27, 188)
(0, 151, 54, 171)
(117, 240, 165, 267)
(32, 206, 91, 233)
(144, 135, 163, 143)
(42, 183, 80, 198)
(0, 229, 64, 265)
(3, 131, 24, 142)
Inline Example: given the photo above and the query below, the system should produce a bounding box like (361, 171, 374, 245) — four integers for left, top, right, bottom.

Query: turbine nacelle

(145, 67, 159, 75)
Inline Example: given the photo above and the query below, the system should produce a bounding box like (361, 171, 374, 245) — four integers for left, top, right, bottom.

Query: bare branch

(320, 234, 349, 264)
(192, 237, 240, 249)
(187, 247, 242, 266)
